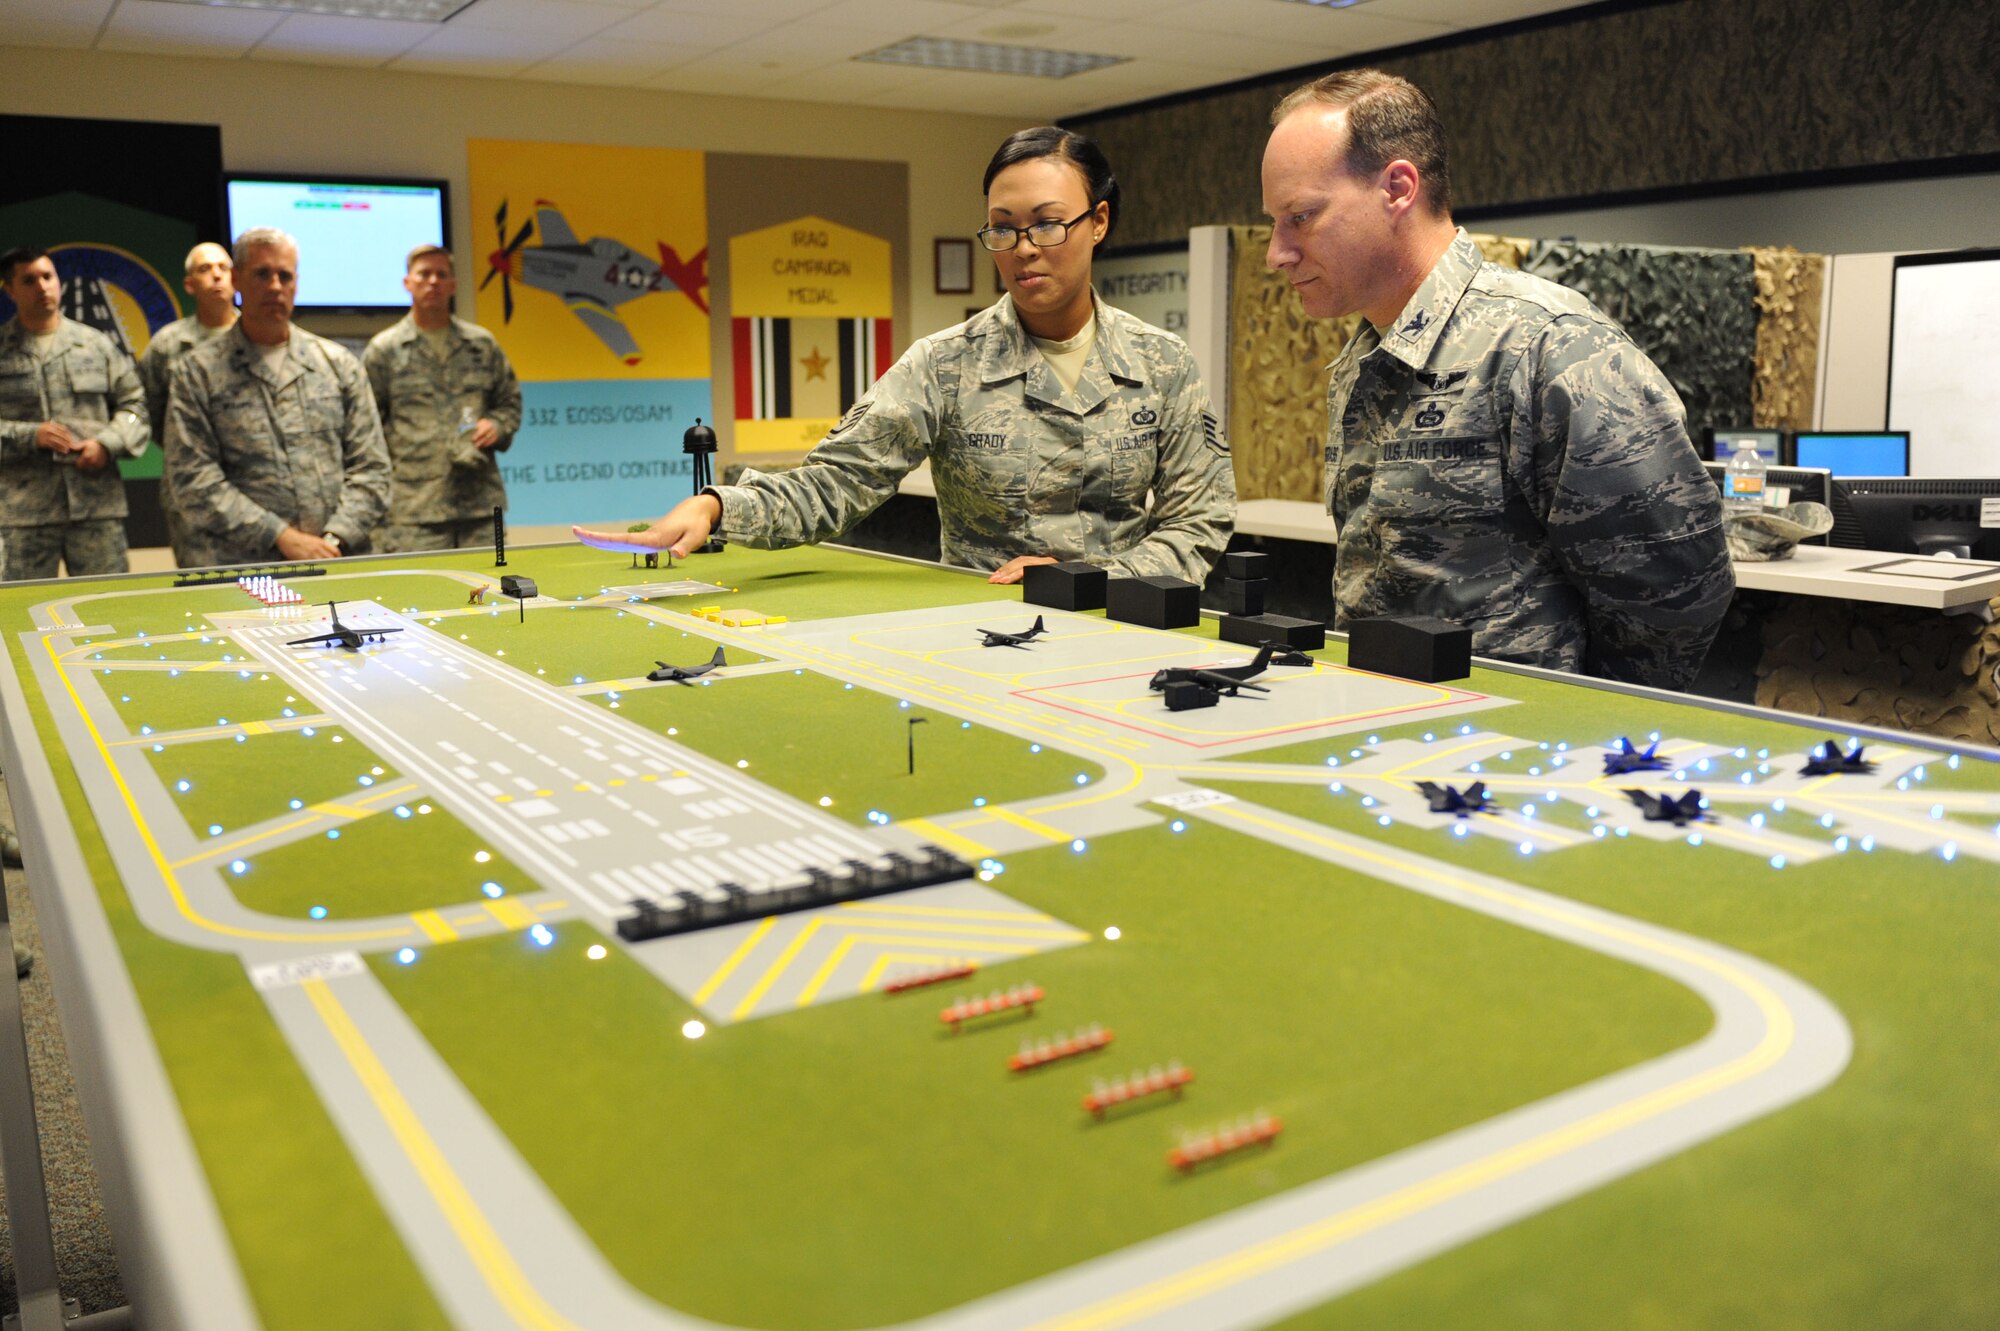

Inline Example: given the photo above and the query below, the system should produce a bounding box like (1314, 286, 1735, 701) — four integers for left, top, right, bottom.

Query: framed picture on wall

(935, 238, 973, 294)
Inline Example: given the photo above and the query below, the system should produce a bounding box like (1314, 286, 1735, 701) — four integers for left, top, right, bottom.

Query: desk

(3, 544, 1996, 1329)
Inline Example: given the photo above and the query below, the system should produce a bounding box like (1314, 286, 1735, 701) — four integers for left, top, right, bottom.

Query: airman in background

(0, 246, 148, 580)
(364, 244, 521, 551)
(163, 228, 389, 568)
(139, 241, 237, 566)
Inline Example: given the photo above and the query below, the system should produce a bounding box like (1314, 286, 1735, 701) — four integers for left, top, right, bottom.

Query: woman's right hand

(572, 492, 723, 560)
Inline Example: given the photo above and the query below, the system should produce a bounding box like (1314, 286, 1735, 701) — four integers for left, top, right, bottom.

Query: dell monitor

(1830, 477, 2000, 560)
(1705, 427, 1782, 465)
(1792, 431, 1910, 477)
(222, 173, 450, 314)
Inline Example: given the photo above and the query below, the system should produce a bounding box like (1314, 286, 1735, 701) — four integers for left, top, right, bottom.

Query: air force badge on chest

(1383, 369, 1482, 464)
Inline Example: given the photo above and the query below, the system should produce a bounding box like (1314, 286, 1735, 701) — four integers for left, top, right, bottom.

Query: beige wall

(1, 45, 1022, 345)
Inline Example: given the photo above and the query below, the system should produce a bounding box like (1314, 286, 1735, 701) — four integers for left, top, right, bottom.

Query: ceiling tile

(812, 0, 999, 29)
(98, 0, 284, 57)
(757, 60, 933, 103)
(0, 0, 112, 49)
(597, 6, 783, 46)
(724, 23, 910, 62)
(637, 61, 789, 96)
(387, 22, 571, 76)
(448, 0, 631, 38)
(1154, 0, 1448, 50)
(1384, 0, 1591, 28)
(1004, 0, 1167, 18)
(249, 13, 434, 65)
(517, 35, 706, 86)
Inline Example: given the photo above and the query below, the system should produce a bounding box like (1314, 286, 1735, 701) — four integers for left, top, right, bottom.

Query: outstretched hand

(573, 493, 723, 561)
(987, 555, 1058, 585)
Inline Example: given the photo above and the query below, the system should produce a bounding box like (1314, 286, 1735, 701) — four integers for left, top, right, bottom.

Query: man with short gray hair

(364, 243, 520, 551)
(164, 228, 390, 567)
(138, 241, 237, 565)
(1262, 69, 1732, 690)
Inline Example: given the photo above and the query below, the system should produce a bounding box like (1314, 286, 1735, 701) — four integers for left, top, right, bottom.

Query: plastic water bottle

(1723, 439, 1766, 515)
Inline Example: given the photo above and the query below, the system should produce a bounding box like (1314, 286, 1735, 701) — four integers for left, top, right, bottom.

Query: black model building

(617, 845, 974, 941)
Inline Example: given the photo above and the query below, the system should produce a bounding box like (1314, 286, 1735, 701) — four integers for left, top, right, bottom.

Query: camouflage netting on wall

(1521, 241, 1756, 435)
(1757, 597, 2000, 745)
(1749, 247, 1825, 432)
(1228, 228, 1531, 503)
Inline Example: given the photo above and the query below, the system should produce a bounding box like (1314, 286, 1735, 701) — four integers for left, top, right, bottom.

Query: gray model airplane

(977, 615, 1048, 649)
(286, 602, 403, 652)
(1148, 643, 1284, 696)
(648, 646, 726, 684)
(481, 198, 709, 365)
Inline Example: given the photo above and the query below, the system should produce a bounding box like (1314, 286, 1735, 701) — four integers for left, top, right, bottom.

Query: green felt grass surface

(594, 668, 1104, 828)
(375, 819, 1709, 1330)
(4, 544, 1997, 1329)
(144, 727, 390, 841)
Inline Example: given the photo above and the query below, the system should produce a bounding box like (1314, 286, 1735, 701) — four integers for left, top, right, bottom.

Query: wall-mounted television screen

(222, 173, 449, 314)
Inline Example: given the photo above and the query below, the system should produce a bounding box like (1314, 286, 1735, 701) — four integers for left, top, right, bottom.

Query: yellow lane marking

(484, 898, 539, 932)
(795, 932, 1043, 1006)
(835, 901, 1053, 922)
(812, 914, 1085, 942)
(41, 636, 412, 945)
(1381, 736, 1500, 780)
(858, 951, 962, 993)
(983, 805, 1070, 843)
(449, 912, 488, 928)
(301, 980, 583, 1331)
(899, 817, 992, 860)
(535, 900, 568, 915)
(691, 916, 778, 1007)
(412, 910, 459, 943)
(730, 918, 828, 1019)
(170, 814, 320, 869)
(1014, 802, 1799, 1331)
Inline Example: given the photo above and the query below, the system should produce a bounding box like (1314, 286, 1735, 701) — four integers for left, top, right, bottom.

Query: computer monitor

(1704, 427, 1783, 465)
(1702, 464, 1834, 544)
(1830, 477, 2000, 560)
(1792, 431, 1911, 477)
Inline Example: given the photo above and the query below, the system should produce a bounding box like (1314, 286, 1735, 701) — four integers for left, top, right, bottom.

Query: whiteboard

(1887, 252, 2000, 476)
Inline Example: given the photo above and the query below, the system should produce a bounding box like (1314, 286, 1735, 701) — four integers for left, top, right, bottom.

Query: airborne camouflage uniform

(362, 316, 522, 551)
(0, 316, 147, 580)
(139, 314, 233, 566)
(1325, 230, 1733, 691)
(163, 325, 391, 569)
(715, 295, 1235, 583)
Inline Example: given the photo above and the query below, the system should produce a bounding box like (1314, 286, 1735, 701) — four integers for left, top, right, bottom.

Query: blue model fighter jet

(1801, 739, 1875, 776)
(1626, 788, 1708, 826)
(1603, 737, 1669, 775)
(1415, 780, 1494, 817)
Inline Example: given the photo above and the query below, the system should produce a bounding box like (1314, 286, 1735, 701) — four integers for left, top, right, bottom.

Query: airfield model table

(1, 544, 1995, 1331)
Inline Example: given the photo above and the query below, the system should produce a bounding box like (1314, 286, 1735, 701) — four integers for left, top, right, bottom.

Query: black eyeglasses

(976, 209, 1096, 253)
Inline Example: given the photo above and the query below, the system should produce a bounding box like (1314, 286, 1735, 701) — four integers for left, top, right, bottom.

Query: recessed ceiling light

(147, 0, 476, 20)
(856, 37, 1126, 79)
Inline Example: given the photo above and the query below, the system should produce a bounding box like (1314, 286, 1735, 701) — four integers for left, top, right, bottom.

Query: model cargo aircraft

(481, 198, 709, 366)
(648, 646, 726, 684)
(977, 616, 1048, 649)
(1148, 643, 1289, 696)
(286, 602, 403, 652)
